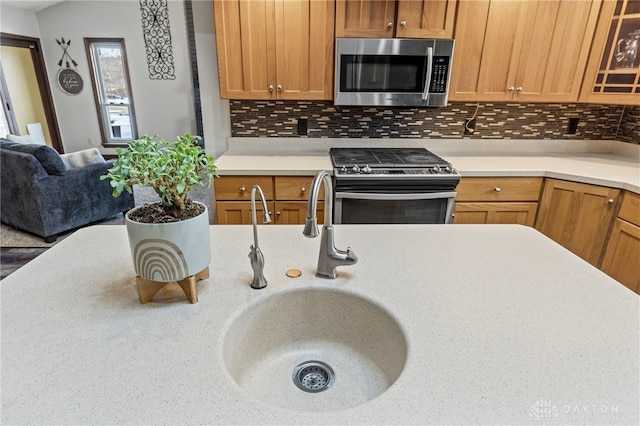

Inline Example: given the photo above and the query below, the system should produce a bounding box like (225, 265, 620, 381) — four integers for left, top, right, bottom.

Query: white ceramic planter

(125, 202, 210, 282)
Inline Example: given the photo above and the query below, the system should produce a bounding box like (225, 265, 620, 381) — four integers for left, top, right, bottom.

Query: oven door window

(338, 197, 451, 224)
(340, 55, 426, 93)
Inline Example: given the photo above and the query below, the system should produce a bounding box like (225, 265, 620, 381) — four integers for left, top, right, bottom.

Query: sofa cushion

(60, 148, 105, 170)
(6, 133, 40, 144)
(0, 141, 67, 175)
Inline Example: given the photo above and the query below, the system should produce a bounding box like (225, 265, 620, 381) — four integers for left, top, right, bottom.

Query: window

(84, 38, 137, 146)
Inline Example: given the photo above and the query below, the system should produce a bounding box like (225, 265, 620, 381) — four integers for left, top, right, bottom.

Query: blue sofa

(0, 138, 134, 242)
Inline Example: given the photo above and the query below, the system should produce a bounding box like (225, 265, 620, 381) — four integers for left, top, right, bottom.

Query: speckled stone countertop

(214, 138, 640, 193)
(1, 225, 638, 424)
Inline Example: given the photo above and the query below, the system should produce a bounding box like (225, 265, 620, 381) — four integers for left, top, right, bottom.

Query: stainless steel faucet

(249, 185, 271, 289)
(303, 170, 357, 279)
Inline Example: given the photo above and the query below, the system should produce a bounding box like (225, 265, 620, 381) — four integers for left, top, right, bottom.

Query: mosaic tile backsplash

(230, 101, 639, 144)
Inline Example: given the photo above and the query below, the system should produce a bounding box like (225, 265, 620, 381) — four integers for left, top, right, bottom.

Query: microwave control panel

(429, 56, 450, 93)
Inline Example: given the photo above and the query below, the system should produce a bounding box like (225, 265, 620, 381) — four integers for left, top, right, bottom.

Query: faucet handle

(302, 217, 319, 238)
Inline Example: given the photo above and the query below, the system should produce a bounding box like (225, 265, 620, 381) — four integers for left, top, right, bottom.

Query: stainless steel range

(330, 147, 460, 224)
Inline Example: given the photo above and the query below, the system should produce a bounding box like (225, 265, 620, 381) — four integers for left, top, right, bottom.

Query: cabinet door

(274, 0, 334, 100)
(335, 0, 396, 37)
(274, 176, 324, 201)
(274, 201, 324, 225)
(580, 0, 640, 105)
(395, 0, 456, 38)
(601, 218, 640, 293)
(214, 176, 274, 201)
(449, 0, 527, 101)
(535, 179, 620, 266)
(515, 0, 601, 102)
(216, 201, 275, 225)
(214, 0, 276, 99)
(454, 202, 538, 226)
(450, 0, 600, 102)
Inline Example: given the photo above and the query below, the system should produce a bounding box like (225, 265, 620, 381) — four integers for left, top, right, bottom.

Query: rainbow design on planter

(133, 239, 189, 282)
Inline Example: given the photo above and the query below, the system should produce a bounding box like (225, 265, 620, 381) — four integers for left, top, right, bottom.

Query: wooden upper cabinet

(213, 0, 334, 100)
(449, 0, 601, 102)
(335, 0, 455, 38)
(395, 0, 456, 38)
(580, 0, 640, 105)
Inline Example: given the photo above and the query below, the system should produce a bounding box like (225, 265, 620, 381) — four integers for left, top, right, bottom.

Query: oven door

(334, 191, 457, 224)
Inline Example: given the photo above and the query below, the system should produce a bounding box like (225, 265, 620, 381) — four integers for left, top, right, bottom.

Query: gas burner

(330, 147, 458, 179)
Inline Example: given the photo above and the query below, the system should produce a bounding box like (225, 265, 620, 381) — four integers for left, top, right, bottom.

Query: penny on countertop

(286, 269, 302, 278)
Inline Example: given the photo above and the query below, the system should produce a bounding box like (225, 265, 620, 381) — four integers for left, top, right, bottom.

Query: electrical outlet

(87, 137, 94, 145)
(464, 118, 476, 135)
(297, 118, 308, 136)
(567, 118, 579, 135)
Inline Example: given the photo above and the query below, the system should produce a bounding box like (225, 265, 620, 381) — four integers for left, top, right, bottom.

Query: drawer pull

(301, 187, 306, 192)
(239, 186, 246, 192)
(494, 187, 502, 192)
(608, 198, 614, 204)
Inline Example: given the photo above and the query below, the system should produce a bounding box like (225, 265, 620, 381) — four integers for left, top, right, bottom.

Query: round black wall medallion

(57, 68, 83, 95)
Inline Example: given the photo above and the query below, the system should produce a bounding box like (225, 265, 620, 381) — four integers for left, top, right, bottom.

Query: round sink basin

(223, 287, 408, 412)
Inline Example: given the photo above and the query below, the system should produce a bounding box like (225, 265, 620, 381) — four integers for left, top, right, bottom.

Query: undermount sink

(222, 287, 408, 412)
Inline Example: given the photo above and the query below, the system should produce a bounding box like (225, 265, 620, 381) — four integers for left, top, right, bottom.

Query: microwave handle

(422, 46, 433, 101)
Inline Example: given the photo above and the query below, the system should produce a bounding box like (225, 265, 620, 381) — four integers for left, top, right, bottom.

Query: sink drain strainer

(292, 361, 335, 393)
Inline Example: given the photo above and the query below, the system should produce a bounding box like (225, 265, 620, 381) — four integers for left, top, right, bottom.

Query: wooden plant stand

(136, 267, 209, 304)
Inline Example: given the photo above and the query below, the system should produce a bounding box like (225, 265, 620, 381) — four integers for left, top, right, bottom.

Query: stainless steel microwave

(334, 38, 455, 107)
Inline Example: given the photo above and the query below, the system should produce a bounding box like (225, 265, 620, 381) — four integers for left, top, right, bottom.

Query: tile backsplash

(230, 101, 639, 144)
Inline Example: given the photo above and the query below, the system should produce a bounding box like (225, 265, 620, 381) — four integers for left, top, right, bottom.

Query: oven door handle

(335, 191, 457, 201)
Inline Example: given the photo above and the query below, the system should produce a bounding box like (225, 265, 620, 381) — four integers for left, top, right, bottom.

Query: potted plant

(102, 133, 217, 302)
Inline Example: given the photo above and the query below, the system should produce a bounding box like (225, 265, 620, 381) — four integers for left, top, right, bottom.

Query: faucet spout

(249, 185, 271, 289)
(303, 170, 357, 279)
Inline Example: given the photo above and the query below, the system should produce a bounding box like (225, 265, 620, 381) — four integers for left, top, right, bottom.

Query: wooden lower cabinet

(454, 202, 538, 226)
(216, 201, 274, 225)
(600, 191, 640, 294)
(215, 175, 324, 225)
(535, 178, 620, 267)
(453, 177, 542, 225)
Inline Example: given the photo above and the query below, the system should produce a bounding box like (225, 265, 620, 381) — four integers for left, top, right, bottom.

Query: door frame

(1, 32, 63, 152)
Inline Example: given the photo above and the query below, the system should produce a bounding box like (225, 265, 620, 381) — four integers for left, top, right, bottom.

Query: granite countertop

(214, 139, 640, 193)
(1, 225, 638, 424)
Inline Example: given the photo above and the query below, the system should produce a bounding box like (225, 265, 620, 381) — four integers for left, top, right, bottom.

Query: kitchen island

(1, 224, 638, 424)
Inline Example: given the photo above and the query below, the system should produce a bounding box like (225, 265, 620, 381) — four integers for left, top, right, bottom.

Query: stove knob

(434, 165, 442, 173)
(352, 165, 361, 173)
(363, 164, 372, 174)
(340, 166, 348, 173)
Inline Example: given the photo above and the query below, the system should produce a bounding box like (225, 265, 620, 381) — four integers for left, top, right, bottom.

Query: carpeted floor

(0, 184, 211, 279)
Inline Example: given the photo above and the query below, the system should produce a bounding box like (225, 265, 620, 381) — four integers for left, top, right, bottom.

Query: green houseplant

(103, 133, 217, 223)
(102, 133, 218, 303)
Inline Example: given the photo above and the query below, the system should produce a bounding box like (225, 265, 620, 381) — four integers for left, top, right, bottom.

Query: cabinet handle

(494, 187, 502, 192)
(516, 87, 523, 92)
(400, 20, 406, 27)
(608, 199, 614, 204)
(387, 22, 393, 28)
(268, 85, 274, 92)
(276, 211, 281, 216)
(301, 187, 306, 193)
(239, 186, 246, 192)
(277, 85, 282, 92)
(508, 87, 515, 92)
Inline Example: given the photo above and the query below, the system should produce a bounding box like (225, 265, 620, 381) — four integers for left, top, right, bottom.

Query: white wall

(0, 4, 41, 38)
(192, 0, 230, 157)
(1, 0, 229, 157)
(36, 0, 196, 155)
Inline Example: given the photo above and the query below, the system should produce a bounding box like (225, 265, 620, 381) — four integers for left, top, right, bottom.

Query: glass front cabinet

(581, 0, 640, 104)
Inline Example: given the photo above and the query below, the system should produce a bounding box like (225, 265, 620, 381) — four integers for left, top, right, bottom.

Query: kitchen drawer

(214, 176, 274, 201)
(618, 191, 640, 227)
(275, 176, 324, 201)
(456, 177, 543, 202)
